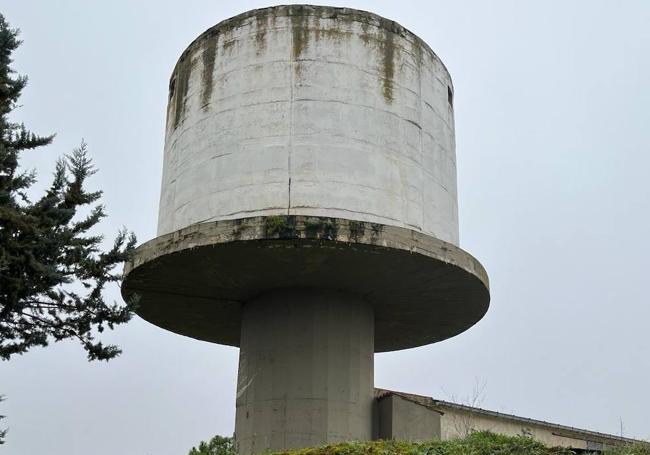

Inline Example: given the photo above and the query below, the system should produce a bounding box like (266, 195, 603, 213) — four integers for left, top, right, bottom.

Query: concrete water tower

(122, 5, 489, 454)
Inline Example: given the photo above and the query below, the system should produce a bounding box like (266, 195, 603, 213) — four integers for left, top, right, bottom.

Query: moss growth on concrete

(264, 215, 298, 238)
(370, 223, 384, 237)
(264, 215, 340, 241)
(304, 218, 338, 240)
(348, 220, 365, 242)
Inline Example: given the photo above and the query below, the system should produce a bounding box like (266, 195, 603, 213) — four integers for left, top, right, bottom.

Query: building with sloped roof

(375, 388, 639, 452)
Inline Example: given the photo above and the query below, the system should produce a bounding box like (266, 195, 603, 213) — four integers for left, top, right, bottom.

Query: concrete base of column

(235, 289, 374, 454)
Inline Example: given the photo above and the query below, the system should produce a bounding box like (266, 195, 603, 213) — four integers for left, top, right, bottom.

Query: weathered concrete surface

(124, 6, 489, 452)
(121, 215, 489, 352)
(235, 289, 374, 454)
(158, 5, 459, 245)
(376, 394, 441, 442)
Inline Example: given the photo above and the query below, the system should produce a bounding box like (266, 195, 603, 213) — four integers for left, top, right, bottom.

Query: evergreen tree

(0, 14, 136, 361)
(0, 396, 5, 445)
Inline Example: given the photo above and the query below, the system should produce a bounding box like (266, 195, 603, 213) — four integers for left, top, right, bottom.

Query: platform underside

(121, 216, 490, 352)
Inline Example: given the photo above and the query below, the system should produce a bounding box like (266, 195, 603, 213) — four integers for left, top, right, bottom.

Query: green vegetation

(0, 14, 136, 362)
(304, 217, 338, 240)
(188, 435, 235, 455)
(264, 215, 297, 238)
(274, 433, 571, 455)
(0, 396, 5, 445)
(607, 442, 650, 455)
(189, 433, 650, 455)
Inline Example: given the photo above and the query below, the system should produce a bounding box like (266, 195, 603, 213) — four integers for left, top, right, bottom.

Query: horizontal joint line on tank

(178, 93, 432, 125)
(177, 185, 288, 202)
(286, 149, 454, 186)
(169, 141, 454, 184)
(178, 55, 432, 101)
(290, 97, 423, 123)
(170, 95, 450, 135)
(174, 99, 291, 127)
(172, 122, 444, 154)
(166, 168, 452, 203)
(287, 182, 424, 201)
(289, 58, 426, 91)
(172, 96, 450, 140)
(184, 44, 443, 86)
(173, 156, 285, 173)
(168, 137, 455, 183)
(172, 60, 447, 103)
(189, 58, 292, 82)
(287, 206, 407, 225)
(423, 101, 453, 130)
(181, 206, 287, 221)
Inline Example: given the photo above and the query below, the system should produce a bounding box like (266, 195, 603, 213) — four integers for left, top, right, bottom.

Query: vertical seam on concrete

(288, 21, 294, 215)
(418, 44, 425, 233)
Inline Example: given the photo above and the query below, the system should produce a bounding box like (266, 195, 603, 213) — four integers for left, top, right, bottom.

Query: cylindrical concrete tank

(123, 5, 490, 454)
(158, 4, 459, 245)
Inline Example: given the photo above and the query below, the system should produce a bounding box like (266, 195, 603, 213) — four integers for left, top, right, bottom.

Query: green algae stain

(290, 7, 310, 61)
(172, 56, 192, 130)
(200, 34, 218, 111)
(380, 28, 396, 104)
(360, 21, 372, 46)
(255, 14, 268, 54)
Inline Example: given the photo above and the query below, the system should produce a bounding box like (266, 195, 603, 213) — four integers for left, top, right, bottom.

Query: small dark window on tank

(447, 86, 453, 107)
(169, 78, 176, 100)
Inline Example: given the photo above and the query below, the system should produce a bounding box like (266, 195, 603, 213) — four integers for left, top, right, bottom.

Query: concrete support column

(235, 289, 375, 454)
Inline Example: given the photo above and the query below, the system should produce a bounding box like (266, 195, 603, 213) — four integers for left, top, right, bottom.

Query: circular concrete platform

(121, 216, 489, 352)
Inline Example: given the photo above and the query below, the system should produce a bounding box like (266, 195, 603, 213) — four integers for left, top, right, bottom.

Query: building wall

(157, 5, 459, 245)
(377, 395, 441, 441)
(375, 391, 631, 450)
(439, 408, 589, 449)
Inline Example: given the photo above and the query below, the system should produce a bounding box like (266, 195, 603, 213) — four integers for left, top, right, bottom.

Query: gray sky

(1, 1, 649, 454)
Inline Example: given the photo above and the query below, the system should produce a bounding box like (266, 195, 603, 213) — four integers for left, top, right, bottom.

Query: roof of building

(375, 388, 641, 445)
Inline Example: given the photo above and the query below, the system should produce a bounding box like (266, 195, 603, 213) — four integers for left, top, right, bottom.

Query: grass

(270, 432, 650, 455)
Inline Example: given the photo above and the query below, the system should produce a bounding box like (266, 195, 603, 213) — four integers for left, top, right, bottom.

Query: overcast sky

(1, 1, 649, 454)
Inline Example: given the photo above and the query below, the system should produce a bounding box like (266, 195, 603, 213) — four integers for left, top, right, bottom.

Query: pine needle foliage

(0, 395, 5, 445)
(0, 13, 136, 362)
